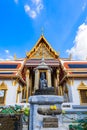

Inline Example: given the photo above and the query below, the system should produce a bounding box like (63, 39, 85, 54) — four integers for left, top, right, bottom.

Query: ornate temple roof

(25, 35, 60, 68)
(0, 60, 26, 84)
(61, 60, 87, 77)
(26, 35, 59, 59)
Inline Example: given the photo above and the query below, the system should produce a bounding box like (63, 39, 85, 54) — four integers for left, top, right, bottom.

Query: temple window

(0, 81, 8, 105)
(78, 81, 87, 104)
(80, 90, 87, 103)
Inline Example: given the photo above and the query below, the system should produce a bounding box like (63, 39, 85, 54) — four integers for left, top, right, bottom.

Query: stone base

(29, 95, 64, 130)
(35, 87, 56, 95)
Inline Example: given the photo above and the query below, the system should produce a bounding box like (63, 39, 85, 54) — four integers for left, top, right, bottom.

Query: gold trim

(16, 85, 21, 103)
(12, 79, 18, 86)
(16, 91, 18, 103)
(78, 81, 87, 90)
(14, 54, 17, 60)
(67, 79, 72, 86)
(72, 78, 74, 85)
(0, 81, 8, 105)
(0, 81, 8, 90)
(22, 86, 26, 99)
(78, 81, 87, 104)
(26, 35, 58, 59)
(67, 74, 87, 78)
(17, 85, 21, 93)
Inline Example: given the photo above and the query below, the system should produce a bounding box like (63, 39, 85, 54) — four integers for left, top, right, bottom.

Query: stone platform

(29, 95, 64, 130)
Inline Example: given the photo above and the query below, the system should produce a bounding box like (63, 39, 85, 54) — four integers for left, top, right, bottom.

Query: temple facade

(0, 35, 87, 105)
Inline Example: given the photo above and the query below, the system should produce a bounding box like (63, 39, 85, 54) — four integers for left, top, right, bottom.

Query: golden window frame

(0, 81, 8, 105)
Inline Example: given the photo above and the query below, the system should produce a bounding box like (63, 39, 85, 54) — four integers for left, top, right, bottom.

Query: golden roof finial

(14, 54, 17, 60)
(41, 27, 44, 36)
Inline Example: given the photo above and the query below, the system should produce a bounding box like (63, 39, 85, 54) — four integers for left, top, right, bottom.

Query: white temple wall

(0, 80, 22, 105)
(67, 78, 87, 104)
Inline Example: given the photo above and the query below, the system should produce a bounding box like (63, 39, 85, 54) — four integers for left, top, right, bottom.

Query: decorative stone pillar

(26, 69, 30, 103)
(34, 69, 39, 92)
(47, 69, 51, 87)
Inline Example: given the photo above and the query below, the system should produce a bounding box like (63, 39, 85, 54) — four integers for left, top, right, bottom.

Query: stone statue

(39, 72, 48, 89)
(35, 72, 55, 95)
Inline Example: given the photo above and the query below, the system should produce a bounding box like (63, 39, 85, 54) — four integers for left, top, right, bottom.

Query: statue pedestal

(34, 87, 56, 95)
(29, 95, 64, 130)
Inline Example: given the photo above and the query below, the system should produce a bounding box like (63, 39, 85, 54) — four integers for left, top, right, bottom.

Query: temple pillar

(56, 69, 60, 95)
(30, 74, 32, 96)
(34, 69, 39, 92)
(47, 69, 51, 87)
(26, 69, 30, 103)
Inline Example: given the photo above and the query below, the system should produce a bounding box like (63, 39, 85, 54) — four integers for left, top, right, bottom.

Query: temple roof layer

(0, 60, 26, 84)
(26, 59, 60, 67)
(61, 60, 87, 77)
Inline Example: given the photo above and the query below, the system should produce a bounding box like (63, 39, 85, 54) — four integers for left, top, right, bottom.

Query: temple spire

(14, 54, 17, 60)
(41, 27, 44, 36)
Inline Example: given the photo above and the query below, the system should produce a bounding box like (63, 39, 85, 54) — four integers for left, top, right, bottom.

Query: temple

(0, 35, 87, 105)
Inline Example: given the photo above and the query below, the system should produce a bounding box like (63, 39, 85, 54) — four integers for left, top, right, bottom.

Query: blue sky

(0, 0, 87, 60)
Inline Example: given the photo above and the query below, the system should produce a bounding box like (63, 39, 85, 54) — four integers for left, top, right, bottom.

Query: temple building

(0, 35, 87, 105)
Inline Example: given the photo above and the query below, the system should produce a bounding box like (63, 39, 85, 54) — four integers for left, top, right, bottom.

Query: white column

(47, 69, 51, 87)
(26, 69, 30, 102)
(56, 69, 60, 95)
(34, 69, 39, 92)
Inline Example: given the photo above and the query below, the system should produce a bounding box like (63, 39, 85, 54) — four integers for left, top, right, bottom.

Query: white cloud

(14, 0, 18, 4)
(82, 2, 86, 11)
(36, 3, 43, 13)
(29, 10, 37, 19)
(24, 5, 37, 19)
(31, 0, 41, 5)
(24, 5, 30, 12)
(0, 49, 14, 61)
(66, 23, 87, 60)
(5, 50, 9, 54)
(32, 0, 42, 5)
(14, 0, 43, 18)
(24, 0, 43, 19)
